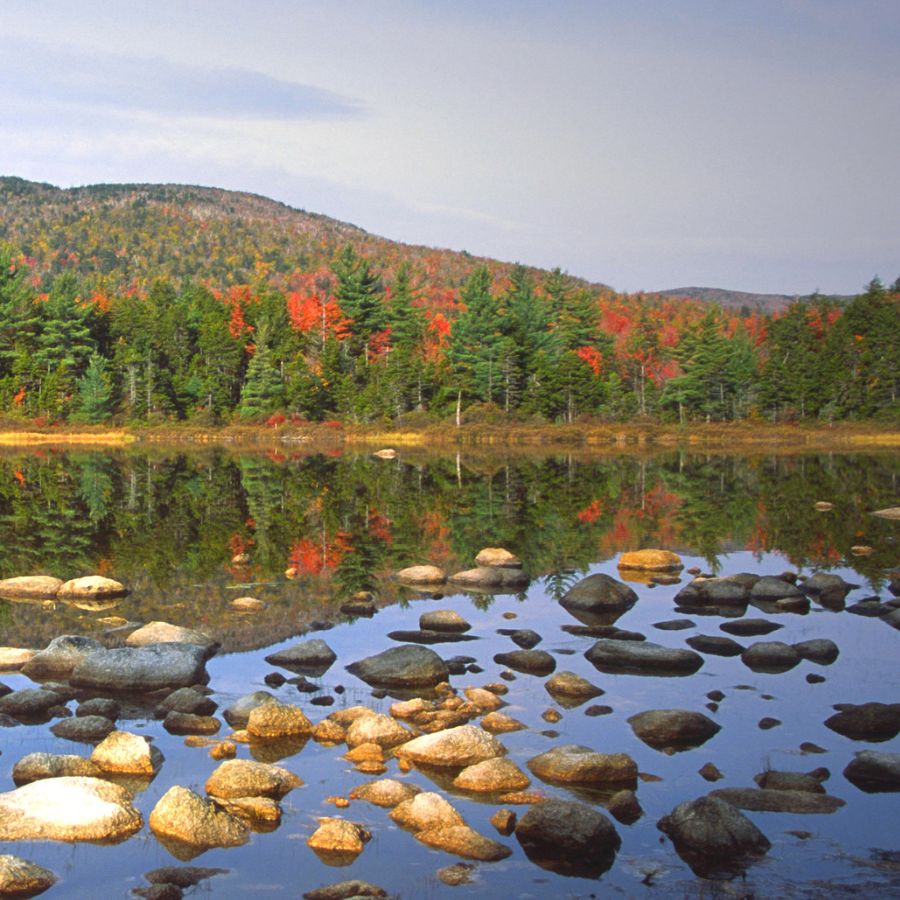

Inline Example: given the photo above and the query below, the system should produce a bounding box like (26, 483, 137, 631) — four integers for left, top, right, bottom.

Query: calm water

(0, 447, 898, 897)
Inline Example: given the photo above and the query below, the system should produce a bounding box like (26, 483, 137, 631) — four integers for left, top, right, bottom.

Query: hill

(657, 286, 854, 314)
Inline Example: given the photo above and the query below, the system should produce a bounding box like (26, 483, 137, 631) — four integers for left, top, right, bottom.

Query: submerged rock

(0, 854, 57, 896)
(657, 795, 770, 877)
(628, 709, 721, 753)
(149, 785, 248, 852)
(825, 702, 900, 742)
(843, 751, 900, 792)
(12, 752, 101, 785)
(346, 645, 449, 688)
(91, 731, 164, 775)
(585, 639, 703, 676)
(265, 639, 337, 675)
(740, 641, 801, 673)
(70, 644, 213, 693)
(396, 725, 504, 768)
(349, 778, 421, 808)
(710, 787, 845, 814)
(21, 635, 104, 681)
(0, 575, 64, 599)
(0, 776, 143, 843)
(493, 649, 556, 676)
(720, 618, 783, 637)
(416, 824, 511, 861)
(686, 635, 745, 657)
(126, 622, 217, 649)
(515, 799, 620, 878)
(205, 759, 301, 800)
(527, 744, 637, 787)
(452, 757, 530, 793)
(560, 573, 637, 618)
(448, 567, 529, 590)
(617, 549, 683, 571)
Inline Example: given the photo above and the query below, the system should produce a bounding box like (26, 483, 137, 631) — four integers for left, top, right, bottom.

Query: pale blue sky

(1, 1, 897, 294)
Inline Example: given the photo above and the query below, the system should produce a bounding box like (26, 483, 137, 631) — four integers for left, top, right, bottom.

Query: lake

(0, 446, 898, 897)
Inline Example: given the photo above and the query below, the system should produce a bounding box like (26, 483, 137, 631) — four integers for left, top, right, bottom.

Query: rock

(0, 648, 35, 671)
(419, 610, 470, 632)
(843, 751, 900, 792)
(675, 574, 757, 607)
(628, 709, 721, 753)
(803, 572, 858, 600)
(872, 507, 900, 519)
(76, 698, 121, 720)
(90, 730, 163, 776)
(21, 635, 104, 681)
(437, 863, 476, 886)
(741, 641, 801, 673)
(346, 644, 449, 688)
(265, 639, 337, 675)
(686, 635, 745, 656)
(303, 881, 387, 900)
(307, 818, 371, 859)
(416, 824, 511, 861)
(506, 628, 542, 649)
(825, 702, 900, 742)
(149, 786, 248, 853)
(544, 671, 604, 707)
(710, 787, 845, 814)
(349, 778, 421, 808)
(206, 759, 301, 800)
(515, 799, 620, 877)
(463, 687, 504, 711)
(389, 792, 465, 831)
(585, 639, 703, 675)
(372, 448, 396, 459)
(607, 788, 642, 824)
(396, 565, 447, 585)
(720, 618, 782, 636)
(50, 715, 115, 743)
(452, 757, 530, 793)
(0, 688, 63, 720)
(0, 776, 142, 843)
(126, 621, 217, 649)
(396, 725, 504, 768)
(163, 711, 220, 735)
(386, 629, 477, 645)
(0, 575, 64, 599)
(0, 854, 57, 896)
(231, 596, 265, 611)
(448, 567, 529, 590)
(560, 573, 637, 620)
(246, 701, 313, 739)
(156, 687, 217, 717)
(527, 744, 637, 787)
(618, 549, 683, 571)
(70, 644, 213, 693)
(653, 618, 696, 631)
(12, 752, 101, 785)
(658, 796, 770, 876)
(57, 576, 128, 600)
(758, 717, 781, 730)
(699, 762, 724, 782)
(481, 711, 526, 734)
(750, 576, 804, 600)
(144, 867, 228, 889)
(345, 712, 412, 749)
(490, 808, 516, 835)
(793, 638, 839, 665)
(340, 593, 376, 616)
(492, 649, 555, 675)
(774, 595, 810, 613)
(474, 547, 522, 568)
(222, 691, 277, 728)
(754, 770, 827, 793)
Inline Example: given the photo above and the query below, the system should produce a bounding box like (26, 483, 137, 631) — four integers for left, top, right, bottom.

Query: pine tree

(332, 245, 386, 363)
(73, 354, 113, 423)
(239, 327, 283, 420)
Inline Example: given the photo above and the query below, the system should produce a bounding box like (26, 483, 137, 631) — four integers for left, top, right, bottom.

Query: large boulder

(474, 548, 522, 568)
(57, 576, 128, 600)
(21, 635, 104, 681)
(628, 709, 721, 753)
(50, 715, 116, 743)
(448, 567, 529, 591)
(618, 549, 683, 571)
(205, 759, 301, 800)
(91, 731, 164, 775)
(149, 786, 248, 852)
(527, 744, 637, 787)
(793, 639, 839, 665)
(750, 576, 804, 601)
(657, 795, 770, 877)
(419, 610, 470, 633)
(0, 777, 142, 843)
(126, 622, 217, 650)
(0, 854, 57, 896)
(389, 792, 465, 831)
(246, 701, 313, 739)
(585, 639, 703, 676)
(396, 565, 447, 585)
(560, 574, 637, 619)
(265, 639, 337, 675)
(452, 758, 530, 793)
(0, 688, 64, 720)
(825, 702, 900, 742)
(70, 644, 214, 693)
(0, 575, 63, 599)
(674, 575, 756, 606)
(740, 641, 801, 673)
(395, 725, 504, 768)
(12, 752, 101, 785)
(515, 799, 620, 878)
(346, 645, 449, 688)
(843, 751, 900, 793)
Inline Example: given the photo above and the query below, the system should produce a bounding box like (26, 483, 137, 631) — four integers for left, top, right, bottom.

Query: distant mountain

(657, 286, 853, 314)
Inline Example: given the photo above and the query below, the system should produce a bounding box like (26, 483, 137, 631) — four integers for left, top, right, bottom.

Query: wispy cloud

(4, 38, 361, 121)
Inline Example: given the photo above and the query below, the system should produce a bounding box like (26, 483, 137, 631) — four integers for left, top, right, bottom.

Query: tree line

(0, 242, 897, 426)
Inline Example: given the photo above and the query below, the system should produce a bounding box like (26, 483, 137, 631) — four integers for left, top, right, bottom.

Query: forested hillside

(0, 176, 897, 427)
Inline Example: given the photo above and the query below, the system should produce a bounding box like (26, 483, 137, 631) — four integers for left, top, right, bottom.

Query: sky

(0, 0, 897, 295)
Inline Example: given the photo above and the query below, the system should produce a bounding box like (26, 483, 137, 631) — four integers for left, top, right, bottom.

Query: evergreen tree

(332, 245, 386, 363)
(386, 262, 426, 414)
(239, 327, 283, 419)
(73, 353, 113, 423)
(0, 245, 41, 410)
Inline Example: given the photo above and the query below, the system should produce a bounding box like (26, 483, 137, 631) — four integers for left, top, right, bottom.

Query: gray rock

(527, 744, 637, 787)
(493, 649, 556, 675)
(144, 867, 228, 888)
(0, 688, 63, 720)
(657, 795, 770, 877)
(303, 881, 387, 900)
(750, 576, 804, 600)
(265, 639, 337, 674)
(163, 711, 221, 736)
(710, 787, 845, 814)
(222, 690, 277, 728)
(76, 697, 120, 720)
(21, 635, 104, 681)
(585, 639, 703, 676)
(0, 776, 143, 843)
(155, 687, 217, 717)
(419, 610, 470, 633)
(843, 750, 900, 792)
(448, 567, 529, 591)
(560, 573, 637, 619)
(386, 629, 478, 645)
(57, 576, 128, 600)
(346, 644, 449, 688)
(674, 574, 757, 606)
(825, 702, 900, 742)
(720, 618, 782, 636)
(508, 629, 542, 649)
(803, 572, 858, 601)
(793, 638, 839, 665)
(741, 641, 801, 673)
(515, 799, 620, 878)
(12, 752, 101, 785)
(686, 635, 745, 656)
(126, 622, 217, 650)
(653, 619, 696, 631)
(544, 671, 604, 708)
(0, 854, 57, 896)
(628, 709, 721, 753)
(50, 715, 116, 743)
(70, 644, 213, 693)
(754, 770, 827, 793)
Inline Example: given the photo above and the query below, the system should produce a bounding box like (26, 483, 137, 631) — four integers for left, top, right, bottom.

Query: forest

(0, 178, 897, 427)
